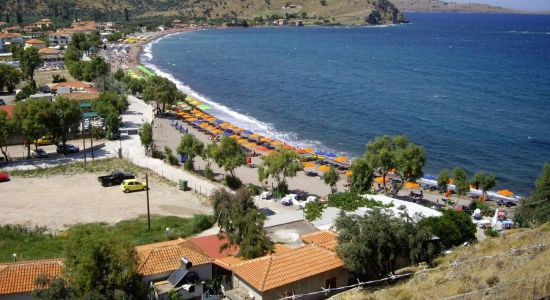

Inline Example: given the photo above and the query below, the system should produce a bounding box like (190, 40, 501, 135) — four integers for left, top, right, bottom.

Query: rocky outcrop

(366, 0, 408, 25)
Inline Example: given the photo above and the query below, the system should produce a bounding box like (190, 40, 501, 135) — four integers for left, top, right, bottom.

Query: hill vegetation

(1, 0, 407, 25)
(392, 0, 515, 13)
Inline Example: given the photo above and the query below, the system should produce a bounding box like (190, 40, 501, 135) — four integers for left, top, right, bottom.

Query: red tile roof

(38, 48, 61, 55)
(25, 38, 46, 45)
(190, 234, 239, 259)
(301, 230, 338, 251)
(135, 238, 212, 277)
(0, 259, 64, 295)
(0, 106, 14, 118)
(232, 245, 344, 292)
(51, 81, 93, 90)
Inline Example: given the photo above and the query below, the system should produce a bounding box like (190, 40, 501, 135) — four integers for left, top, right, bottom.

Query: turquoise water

(143, 13, 550, 195)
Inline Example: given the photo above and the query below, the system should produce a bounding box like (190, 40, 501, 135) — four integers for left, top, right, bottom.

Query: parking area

(0, 173, 212, 231)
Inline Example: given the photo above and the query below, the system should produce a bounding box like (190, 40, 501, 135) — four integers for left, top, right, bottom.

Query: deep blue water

(143, 13, 550, 196)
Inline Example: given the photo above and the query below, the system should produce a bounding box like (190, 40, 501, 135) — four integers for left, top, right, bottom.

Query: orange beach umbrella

(497, 189, 514, 197)
(404, 182, 420, 189)
(318, 165, 331, 172)
(374, 176, 389, 183)
(346, 170, 353, 177)
(271, 141, 283, 147)
(335, 156, 348, 163)
(303, 162, 315, 168)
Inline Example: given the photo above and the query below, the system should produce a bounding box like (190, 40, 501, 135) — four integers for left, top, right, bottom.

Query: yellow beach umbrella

(335, 156, 348, 163)
(230, 135, 240, 140)
(260, 137, 272, 143)
(374, 176, 389, 183)
(498, 189, 514, 197)
(244, 142, 258, 149)
(346, 171, 353, 177)
(404, 182, 420, 189)
(271, 141, 283, 147)
(318, 165, 331, 172)
(237, 139, 248, 144)
(303, 162, 315, 168)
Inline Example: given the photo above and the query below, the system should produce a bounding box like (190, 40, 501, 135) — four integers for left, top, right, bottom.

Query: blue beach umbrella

(425, 174, 436, 180)
(192, 121, 202, 126)
(222, 132, 232, 137)
(213, 120, 223, 125)
(325, 153, 337, 159)
(241, 130, 253, 136)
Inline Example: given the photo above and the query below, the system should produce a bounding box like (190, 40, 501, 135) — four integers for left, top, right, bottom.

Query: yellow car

(121, 179, 147, 193)
(35, 137, 52, 146)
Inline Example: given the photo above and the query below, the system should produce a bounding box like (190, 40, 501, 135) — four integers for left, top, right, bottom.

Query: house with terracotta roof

(48, 31, 72, 46)
(24, 39, 46, 50)
(38, 47, 64, 65)
(0, 258, 64, 299)
(0, 33, 24, 53)
(228, 244, 349, 300)
(51, 81, 94, 94)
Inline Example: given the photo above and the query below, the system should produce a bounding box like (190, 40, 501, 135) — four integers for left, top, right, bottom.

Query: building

(51, 81, 95, 94)
(48, 31, 72, 46)
(134, 238, 214, 299)
(38, 47, 64, 65)
(228, 244, 348, 300)
(0, 258, 64, 300)
(33, 19, 53, 29)
(70, 20, 97, 33)
(24, 39, 46, 50)
(0, 32, 24, 53)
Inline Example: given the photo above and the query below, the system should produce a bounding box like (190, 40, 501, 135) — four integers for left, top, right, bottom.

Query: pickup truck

(98, 171, 135, 187)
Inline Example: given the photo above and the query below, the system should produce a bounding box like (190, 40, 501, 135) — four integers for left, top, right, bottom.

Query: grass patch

(8, 158, 177, 187)
(0, 214, 214, 262)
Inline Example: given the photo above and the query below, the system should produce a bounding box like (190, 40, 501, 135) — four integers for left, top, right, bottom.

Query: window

(325, 277, 337, 289)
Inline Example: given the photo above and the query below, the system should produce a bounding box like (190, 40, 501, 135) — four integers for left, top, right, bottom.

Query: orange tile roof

(60, 92, 100, 101)
(52, 81, 92, 90)
(301, 230, 338, 251)
(25, 38, 46, 44)
(232, 245, 344, 292)
(0, 106, 14, 118)
(135, 238, 212, 277)
(38, 48, 61, 55)
(213, 243, 292, 271)
(190, 234, 239, 259)
(0, 259, 63, 295)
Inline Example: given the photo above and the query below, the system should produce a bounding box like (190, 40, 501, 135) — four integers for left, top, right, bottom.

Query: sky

(446, 0, 550, 11)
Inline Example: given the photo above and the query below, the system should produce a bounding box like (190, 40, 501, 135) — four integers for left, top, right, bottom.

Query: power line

(276, 243, 547, 300)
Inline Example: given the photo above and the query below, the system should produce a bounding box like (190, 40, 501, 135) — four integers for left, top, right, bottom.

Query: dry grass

(334, 223, 550, 300)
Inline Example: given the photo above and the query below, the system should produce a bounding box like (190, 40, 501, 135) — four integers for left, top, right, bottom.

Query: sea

(142, 13, 550, 196)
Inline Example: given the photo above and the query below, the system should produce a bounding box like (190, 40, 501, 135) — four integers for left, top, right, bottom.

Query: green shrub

(91, 126, 106, 139)
(484, 228, 499, 238)
(273, 181, 288, 195)
(225, 174, 242, 190)
(204, 165, 215, 180)
(163, 146, 179, 166)
(305, 202, 325, 221)
(328, 192, 386, 211)
(184, 159, 194, 171)
(191, 214, 215, 232)
(245, 183, 262, 196)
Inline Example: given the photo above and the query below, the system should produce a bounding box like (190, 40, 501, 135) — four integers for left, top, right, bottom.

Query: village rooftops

(232, 244, 344, 292)
(38, 47, 61, 55)
(135, 238, 212, 277)
(51, 81, 93, 90)
(0, 105, 14, 118)
(189, 234, 239, 259)
(25, 38, 46, 45)
(213, 243, 292, 271)
(60, 92, 100, 101)
(0, 258, 64, 295)
(301, 230, 338, 251)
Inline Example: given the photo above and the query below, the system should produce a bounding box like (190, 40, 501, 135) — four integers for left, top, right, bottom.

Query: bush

(204, 165, 215, 181)
(305, 201, 325, 221)
(328, 192, 386, 211)
(191, 214, 215, 232)
(163, 146, 179, 166)
(225, 174, 242, 190)
(418, 210, 477, 248)
(273, 181, 288, 195)
(52, 74, 67, 83)
(183, 159, 194, 171)
(486, 275, 500, 287)
(15, 83, 36, 101)
(245, 183, 262, 196)
(484, 228, 499, 238)
(151, 146, 165, 160)
(91, 126, 106, 139)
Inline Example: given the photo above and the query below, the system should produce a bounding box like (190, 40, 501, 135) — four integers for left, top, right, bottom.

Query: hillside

(0, 0, 407, 25)
(393, 0, 515, 13)
(333, 223, 550, 300)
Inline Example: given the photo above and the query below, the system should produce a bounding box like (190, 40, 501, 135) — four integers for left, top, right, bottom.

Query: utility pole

(81, 119, 86, 163)
(90, 132, 94, 161)
(146, 173, 150, 230)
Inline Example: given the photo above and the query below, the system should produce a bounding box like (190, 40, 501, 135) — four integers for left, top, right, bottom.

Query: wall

(233, 267, 349, 300)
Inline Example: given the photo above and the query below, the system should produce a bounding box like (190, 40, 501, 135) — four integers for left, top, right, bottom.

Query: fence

(442, 273, 550, 300)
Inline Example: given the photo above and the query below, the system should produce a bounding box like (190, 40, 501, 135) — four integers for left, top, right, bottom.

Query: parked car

(121, 179, 147, 193)
(56, 144, 79, 154)
(0, 99, 6, 106)
(281, 194, 297, 206)
(31, 148, 48, 158)
(98, 171, 136, 187)
(0, 172, 10, 182)
(35, 136, 53, 146)
(259, 191, 272, 200)
(298, 196, 318, 209)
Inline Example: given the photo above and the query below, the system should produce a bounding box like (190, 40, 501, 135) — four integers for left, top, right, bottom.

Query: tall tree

(4, 66, 22, 93)
(51, 96, 82, 148)
(139, 123, 153, 155)
(323, 167, 340, 194)
(213, 136, 246, 177)
(13, 100, 49, 158)
(437, 168, 450, 191)
(470, 171, 496, 196)
(258, 148, 302, 194)
(364, 135, 426, 195)
(0, 110, 15, 162)
(514, 163, 550, 227)
(64, 224, 146, 298)
(18, 47, 43, 82)
(143, 76, 184, 114)
(349, 158, 374, 194)
(453, 167, 469, 201)
(211, 188, 273, 259)
(33, 276, 74, 300)
(177, 134, 204, 171)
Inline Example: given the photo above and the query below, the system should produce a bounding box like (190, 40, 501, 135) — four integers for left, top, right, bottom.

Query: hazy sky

(446, 0, 550, 11)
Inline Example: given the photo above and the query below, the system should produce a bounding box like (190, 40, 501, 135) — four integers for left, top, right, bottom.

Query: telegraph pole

(146, 173, 151, 230)
(81, 119, 87, 163)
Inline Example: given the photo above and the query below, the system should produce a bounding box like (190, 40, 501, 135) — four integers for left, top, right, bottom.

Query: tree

(139, 123, 153, 155)
(437, 168, 450, 190)
(258, 149, 302, 194)
(0, 64, 22, 92)
(0, 110, 15, 162)
(51, 96, 82, 148)
(177, 134, 204, 171)
(470, 171, 496, 196)
(323, 167, 340, 193)
(213, 136, 246, 177)
(127, 78, 145, 95)
(13, 100, 49, 158)
(514, 163, 550, 227)
(33, 276, 74, 300)
(211, 188, 273, 259)
(143, 76, 185, 114)
(64, 224, 146, 298)
(364, 135, 425, 195)
(418, 209, 476, 248)
(202, 142, 219, 180)
(349, 158, 374, 194)
(18, 47, 43, 82)
(453, 167, 469, 201)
